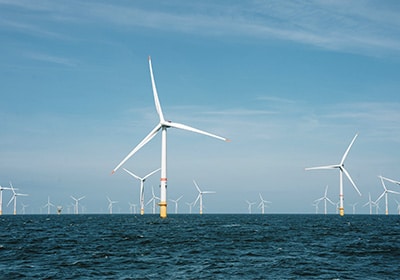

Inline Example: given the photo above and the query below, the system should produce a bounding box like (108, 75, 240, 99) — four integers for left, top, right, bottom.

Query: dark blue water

(0, 214, 399, 279)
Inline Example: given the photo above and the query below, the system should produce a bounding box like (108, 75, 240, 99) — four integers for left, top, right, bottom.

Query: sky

(1, 0, 400, 215)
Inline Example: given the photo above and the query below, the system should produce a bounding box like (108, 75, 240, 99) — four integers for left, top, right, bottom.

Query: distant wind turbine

(123, 167, 160, 215)
(314, 185, 335, 215)
(128, 202, 137, 214)
(363, 193, 374, 215)
(71, 195, 85, 214)
(107, 196, 118, 214)
(7, 183, 28, 215)
(349, 202, 358, 214)
(395, 200, 400, 215)
(305, 133, 362, 216)
(111, 57, 229, 218)
(21, 203, 29, 215)
(43, 196, 55, 214)
(146, 186, 160, 214)
(0, 185, 12, 215)
(258, 193, 271, 214)
(186, 202, 194, 214)
(169, 195, 183, 214)
(246, 200, 256, 214)
(193, 180, 215, 214)
(312, 201, 320, 214)
(376, 176, 400, 215)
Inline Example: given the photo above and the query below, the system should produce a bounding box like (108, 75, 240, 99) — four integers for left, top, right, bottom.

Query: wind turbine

(21, 203, 29, 215)
(305, 133, 362, 216)
(146, 186, 160, 214)
(111, 57, 229, 218)
(169, 195, 183, 214)
(246, 200, 256, 214)
(312, 201, 320, 214)
(0, 185, 12, 215)
(123, 167, 160, 215)
(376, 176, 400, 215)
(258, 193, 272, 214)
(7, 183, 28, 215)
(349, 202, 358, 214)
(363, 193, 374, 215)
(128, 202, 137, 214)
(107, 196, 118, 214)
(193, 180, 215, 214)
(395, 200, 400, 215)
(71, 196, 85, 214)
(186, 201, 194, 214)
(314, 185, 335, 215)
(43, 196, 55, 214)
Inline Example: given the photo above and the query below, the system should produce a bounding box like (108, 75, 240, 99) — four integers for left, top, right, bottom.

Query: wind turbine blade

(305, 165, 338, 171)
(143, 168, 161, 180)
(193, 180, 201, 193)
(379, 176, 388, 191)
(123, 168, 141, 180)
(167, 121, 229, 142)
(342, 167, 362, 196)
(326, 197, 335, 205)
(340, 133, 358, 165)
(7, 196, 14, 207)
(112, 124, 162, 174)
(381, 176, 400, 185)
(148, 56, 165, 122)
(376, 192, 385, 203)
(203, 191, 216, 194)
(387, 190, 400, 195)
(193, 194, 200, 206)
(314, 197, 324, 203)
(176, 195, 183, 202)
(79, 196, 86, 201)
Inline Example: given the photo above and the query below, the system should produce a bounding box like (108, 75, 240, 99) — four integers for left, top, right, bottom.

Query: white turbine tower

(376, 176, 400, 215)
(123, 168, 160, 215)
(193, 180, 215, 214)
(258, 193, 271, 214)
(107, 196, 118, 214)
(43, 196, 55, 214)
(305, 133, 362, 216)
(169, 195, 183, 214)
(71, 196, 85, 214)
(246, 200, 256, 214)
(7, 183, 28, 215)
(146, 186, 160, 214)
(111, 57, 229, 218)
(0, 185, 12, 215)
(314, 186, 335, 215)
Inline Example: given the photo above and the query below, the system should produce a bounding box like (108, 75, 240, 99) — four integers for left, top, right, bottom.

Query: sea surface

(0, 214, 399, 279)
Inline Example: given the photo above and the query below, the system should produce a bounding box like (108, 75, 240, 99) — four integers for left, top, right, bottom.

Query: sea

(0, 214, 399, 279)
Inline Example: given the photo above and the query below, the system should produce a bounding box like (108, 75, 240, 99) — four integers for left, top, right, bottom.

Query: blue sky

(1, 0, 400, 214)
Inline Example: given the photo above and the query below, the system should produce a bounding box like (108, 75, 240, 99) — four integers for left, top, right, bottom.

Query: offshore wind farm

(2, 2, 400, 279)
(2, 2, 400, 216)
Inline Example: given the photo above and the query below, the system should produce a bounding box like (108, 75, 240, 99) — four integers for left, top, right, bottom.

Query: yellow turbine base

(0, 210, 2, 215)
(159, 201, 167, 219)
(140, 208, 144, 215)
(339, 208, 344, 216)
